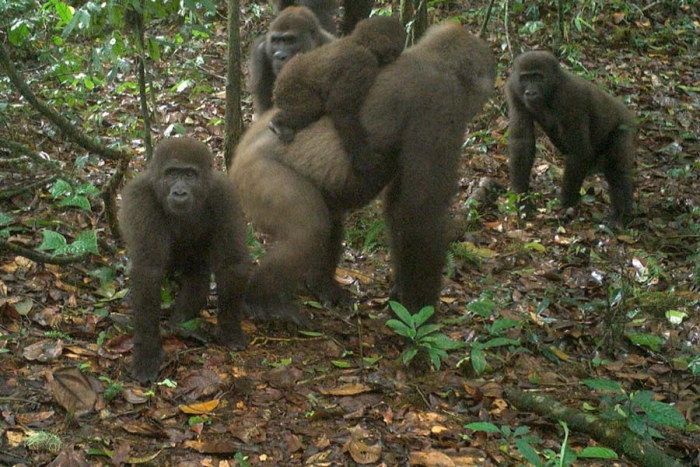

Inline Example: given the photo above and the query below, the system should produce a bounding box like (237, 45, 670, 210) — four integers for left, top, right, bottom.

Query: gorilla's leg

(214, 260, 250, 349)
(306, 209, 353, 307)
(241, 159, 334, 323)
(170, 267, 208, 326)
(602, 129, 635, 223)
(383, 150, 454, 313)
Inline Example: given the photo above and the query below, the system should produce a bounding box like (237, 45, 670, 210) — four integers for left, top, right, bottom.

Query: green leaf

(58, 195, 91, 211)
(578, 447, 618, 459)
(515, 437, 543, 467)
(583, 378, 623, 393)
(389, 301, 414, 326)
(401, 346, 418, 365)
(49, 179, 72, 199)
(57, 231, 98, 255)
(489, 318, 521, 333)
(75, 182, 100, 196)
(412, 306, 435, 328)
(635, 400, 687, 429)
(331, 360, 352, 368)
(428, 349, 442, 370)
(626, 332, 665, 352)
(464, 421, 500, 433)
(385, 319, 414, 339)
(0, 212, 13, 227)
(421, 333, 464, 350)
(415, 323, 442, 340)
(467, 298, 495, 317)
(471, 347, 487, 375)
(480, 337, 520, 349)
(37, 230, 68, 251)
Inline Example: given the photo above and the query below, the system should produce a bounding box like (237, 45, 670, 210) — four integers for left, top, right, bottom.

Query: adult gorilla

(231, 22, 495, 322)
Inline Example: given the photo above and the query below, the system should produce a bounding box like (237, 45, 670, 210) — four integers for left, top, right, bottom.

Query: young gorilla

(272, 0, 374, 35)
(248, 6, 335, 116)
(120, 138, 249, 384)
(269, 16, 406, 178)
(505, 50, 637, 224)
(230, 22, 495, 321)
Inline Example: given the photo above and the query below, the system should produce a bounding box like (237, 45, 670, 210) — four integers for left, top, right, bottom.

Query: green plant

(584, 378, 687, 438)
(25, 430, 62, 453)
(457, 297, 522, 375)
(465, 421, 617, 467)
(385, 302, 464, 370)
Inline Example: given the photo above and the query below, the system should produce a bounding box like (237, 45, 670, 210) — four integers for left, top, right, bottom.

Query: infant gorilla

(269, 16, 406, 178)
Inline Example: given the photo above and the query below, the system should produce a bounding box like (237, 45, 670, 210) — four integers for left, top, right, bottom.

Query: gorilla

(269, 16, 406, 180)
(231, 22, 496, 322)
(505, 50, 637, 224)
(120, 138, 249, 383)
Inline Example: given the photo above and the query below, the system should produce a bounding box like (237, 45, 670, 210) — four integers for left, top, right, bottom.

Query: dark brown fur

(269, 16, 405, 176)
(248, 6, 335, 116)
(119, 138, 249, 383)
(272, 0, 373, 35)
(231, 22, 495, 320)
(505, 51, 637, 223)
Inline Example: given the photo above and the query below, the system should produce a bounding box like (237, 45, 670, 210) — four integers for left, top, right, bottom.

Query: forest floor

(0, 1, 699, 466)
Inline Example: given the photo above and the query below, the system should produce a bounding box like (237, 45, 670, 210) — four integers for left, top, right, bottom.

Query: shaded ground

(1, 1, 699, 466)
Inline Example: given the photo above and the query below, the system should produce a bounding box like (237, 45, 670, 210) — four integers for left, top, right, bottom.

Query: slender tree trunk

(224, 0, 243, 169)
(399, 0, 427, 45)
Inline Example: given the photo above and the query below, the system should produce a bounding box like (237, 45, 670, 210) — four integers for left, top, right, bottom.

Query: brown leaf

(318, 383, 373, 396)
(48, 449, 90, 467)
(23, 339, 64, 362)
(179, 368, 225, 400)
(183, 439, 237, 454)
(48, 367, 98, 417)
(344, 438, 382, 464)
(409, 450, 455, 467)
(178, 399, 220, 414)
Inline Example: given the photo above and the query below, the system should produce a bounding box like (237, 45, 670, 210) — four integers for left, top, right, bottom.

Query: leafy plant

(458, 297, 522, 375)
(37, 229, 99, 256)
(465, 421, 617, 467)
(385, 302, 464, 370)
(49, 179, 100, 211)
(584, 378, 687, 438)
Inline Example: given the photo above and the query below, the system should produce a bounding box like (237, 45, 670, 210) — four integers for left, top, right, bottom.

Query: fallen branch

(0, 238, 89, 265)
(504, 387, 686, 467)
(0, 42, 128, 162)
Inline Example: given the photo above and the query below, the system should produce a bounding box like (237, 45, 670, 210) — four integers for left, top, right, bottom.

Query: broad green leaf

(665, 310, 686, 325)
(578, 447, 618, 459)
(626, 332, 665, 352)
(464, 421, 500, 433)
(56, 231, 98, 255)
(49, 179, 72, 199)
(401, 347, 418, 365)
(467, 298, 495, 317)
(0, 212, 13, 227)
(523, 241, 546, 253)
(583, 378, 623, 393)
(635, 400, 687, 429)
(515, 438, 543, 467)
(421, 334, 464, 350)
(412, 306, 435, 328)
(75, 182, 100, 196)
(415, 323, 442, 340)
(385, 319, 414, 339)
(428, 349, 441, 370)
(489, 318, 521, 333)
(471, 347, 487, 375)
(481, 337, 520, 349)
(37, 230, 67, 251)
(389, 301, 414, 326)
(331, 360, 352, 368)
(58, 195, 91, 210)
